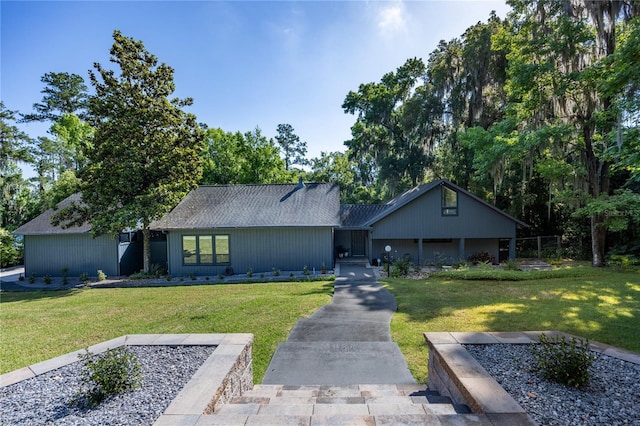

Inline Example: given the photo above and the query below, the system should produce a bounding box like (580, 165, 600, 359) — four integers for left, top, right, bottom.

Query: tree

(1, 103, 38, 230)
(54, 31, 205, 273)
(275, 123, 308, 170)
(21, 72, 89, 122)
(200, 127, 292, 184)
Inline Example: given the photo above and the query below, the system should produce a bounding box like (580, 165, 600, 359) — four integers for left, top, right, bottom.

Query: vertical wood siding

(24, 234, 118, 277)
(372, 188, 516, 239)
(167, 227, 334, 276)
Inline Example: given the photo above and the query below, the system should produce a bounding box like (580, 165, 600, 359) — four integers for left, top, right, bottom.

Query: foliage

(97, 270, 107, 281)
(272, 268, 280, 276)
(52, 31, 205, 273)
(200, 127, 292, 185)
(303, 265, 310, 276)
(430, 266, 591, 281)
(79, 272, 90, 284)
(467, 251, 496, 265)
(275, 123, 308, 170)
(21, 72, 89, 122)
(43, 275, 51, 284)
(246, 267, 253, 278)
(0, 228, 23, 268)
(532, 333, 595, 388)
(72, 347, 142, 407)
(502, 259, 520, 271)
(391, 256, 413, 277)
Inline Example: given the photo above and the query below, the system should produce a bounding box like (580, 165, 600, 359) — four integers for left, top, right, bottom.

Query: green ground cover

(384, 267, 640, 383)
(0, 281, 333, 381)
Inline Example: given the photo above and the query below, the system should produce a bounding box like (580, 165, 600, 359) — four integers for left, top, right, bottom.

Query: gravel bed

(465, 344, 640, 425)
(0, 345, 216, 425)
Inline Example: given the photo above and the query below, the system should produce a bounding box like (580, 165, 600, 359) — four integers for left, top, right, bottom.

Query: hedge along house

(13, 194, 143, 277)
(150, 181, 341, 277)
(336, 180, 528, 265)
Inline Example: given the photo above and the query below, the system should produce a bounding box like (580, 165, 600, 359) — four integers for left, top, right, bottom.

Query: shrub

(28, 273, 36, 284)
(189, 273, 196, 280)
(468, 251, 496, 265)
(224, 266, 234, 276)
(71, 347, 142, 407)
(303, 266, 310, 276)
(149, 263, 167, 277)
(502, 259, 520, 271)
(218, 274, 224, 280)
(392, 257, 412, 277)
(272, 268, 280, 276)
(165, 274, 172, 281)
(246, 267, 253, 277)
(97, 270, 107, 281)
(79, 272, 90, 284)
(532, 333, 595, 388)
(43, 275, 52, 284)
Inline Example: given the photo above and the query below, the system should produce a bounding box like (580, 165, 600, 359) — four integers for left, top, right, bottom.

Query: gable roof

(347, 179, 527, 228)
(151, 183, 341, 230)
(13, 193, 91, 235)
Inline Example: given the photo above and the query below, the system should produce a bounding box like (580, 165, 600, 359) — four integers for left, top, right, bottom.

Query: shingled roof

(13, 193, 91, 235)
(339, 204, 388, 229)
(150, 183, 341, 230)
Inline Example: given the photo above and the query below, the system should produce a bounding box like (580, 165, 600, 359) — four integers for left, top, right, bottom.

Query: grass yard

(0, 281, 333, 382)
(384, 266, 640, 384)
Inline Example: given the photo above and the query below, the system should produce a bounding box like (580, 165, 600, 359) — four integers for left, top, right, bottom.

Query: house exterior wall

(371, 238, 501, 265)
(371, 187, 516, 240)
(23, 234, 119, 277)
(166, 227, 334, 276)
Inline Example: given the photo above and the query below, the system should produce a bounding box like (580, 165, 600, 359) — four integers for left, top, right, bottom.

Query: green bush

(97, 270, 107, 281)
(79, 272, 90, 284)
(43, 275, 52, 284)
(28, 273, 36, 284)
(502, 259, 520, 271)
(391, 257, 412, 277)
(72, 347, 142, 407)
(532, 333, 595, 388)
(272, 268, 280, 276)
(303, 266, 310, 276)
(246, 267, 253, 277)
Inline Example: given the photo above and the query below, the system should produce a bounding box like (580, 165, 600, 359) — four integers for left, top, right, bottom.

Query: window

(216, 235, 230, 264)
(442, 186, 458, 216)
(182, 235, 230, 265)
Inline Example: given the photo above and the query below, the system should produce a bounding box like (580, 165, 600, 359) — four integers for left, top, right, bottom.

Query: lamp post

(385, 245, 391, 276)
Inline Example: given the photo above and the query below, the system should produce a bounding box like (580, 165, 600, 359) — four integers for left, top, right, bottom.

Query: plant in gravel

(392, 257, 412, 277)
(79, 273, 90, 284)
(303, 265, 310, 276)
(28, 273, 35, 284)
(502, 259, 520, 271)
(166, 274, 172, 281)
(532, 333, 595, 388)
(43, 274, 52, 284)
(272, 268, 280, 276)
(61, 267, 69, 285)
(189, 273, 196, 280)
(246, 267, 253, 278)
(71, 347, 142, 407)
(97, 270, 107, 281)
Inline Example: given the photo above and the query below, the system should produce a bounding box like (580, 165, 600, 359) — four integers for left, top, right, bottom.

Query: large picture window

(182, 235, 230, 265)
(442, 186, 458, 216)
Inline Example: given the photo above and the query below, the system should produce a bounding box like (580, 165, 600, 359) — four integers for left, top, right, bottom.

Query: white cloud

(377, 2, 406, 34)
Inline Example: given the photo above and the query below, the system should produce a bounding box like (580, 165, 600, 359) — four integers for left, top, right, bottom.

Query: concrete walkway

(262, 262, 416, 386)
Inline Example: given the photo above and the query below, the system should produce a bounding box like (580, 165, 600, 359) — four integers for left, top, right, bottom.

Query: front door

(351, 230, 367, 256)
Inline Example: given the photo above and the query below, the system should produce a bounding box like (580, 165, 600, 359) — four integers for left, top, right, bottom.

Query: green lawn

(383, 266, 640, 384)
(0, 281, 333, 381)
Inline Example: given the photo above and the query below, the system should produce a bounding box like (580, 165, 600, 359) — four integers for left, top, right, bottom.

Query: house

(13, 194, 143, 277)
(149, 182, 341, 276)
(14, 180, 526, 277)
(336, 180, 527, 265)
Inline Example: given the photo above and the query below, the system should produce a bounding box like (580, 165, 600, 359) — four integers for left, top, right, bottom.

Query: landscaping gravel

(465, 344, 640, 426)
(0, 345, 216, 425)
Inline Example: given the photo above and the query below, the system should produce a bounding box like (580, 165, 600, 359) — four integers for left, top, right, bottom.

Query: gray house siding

(166, 227, 334, 276)
(23, 234, 119, 277)
(371, 187, 517, 240)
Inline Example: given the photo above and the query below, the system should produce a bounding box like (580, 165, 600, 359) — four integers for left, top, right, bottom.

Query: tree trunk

(590, 214, 607, 267)
(142, 225, 150, 273)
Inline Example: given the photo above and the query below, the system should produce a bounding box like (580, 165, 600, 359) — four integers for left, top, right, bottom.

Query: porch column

(418, 238, 423, 265)
(458, 238, 465, 260)
(510, 237, 516, 259)
(368, 231, 373, 263)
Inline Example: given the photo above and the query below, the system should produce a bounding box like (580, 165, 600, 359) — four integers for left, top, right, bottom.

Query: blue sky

(2, 0, 510, 173)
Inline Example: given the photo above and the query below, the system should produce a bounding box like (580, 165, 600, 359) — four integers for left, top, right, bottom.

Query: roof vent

(297, 176, 305, 189)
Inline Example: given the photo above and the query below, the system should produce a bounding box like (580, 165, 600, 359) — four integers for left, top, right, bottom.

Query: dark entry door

(351, 231, 367, 256)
